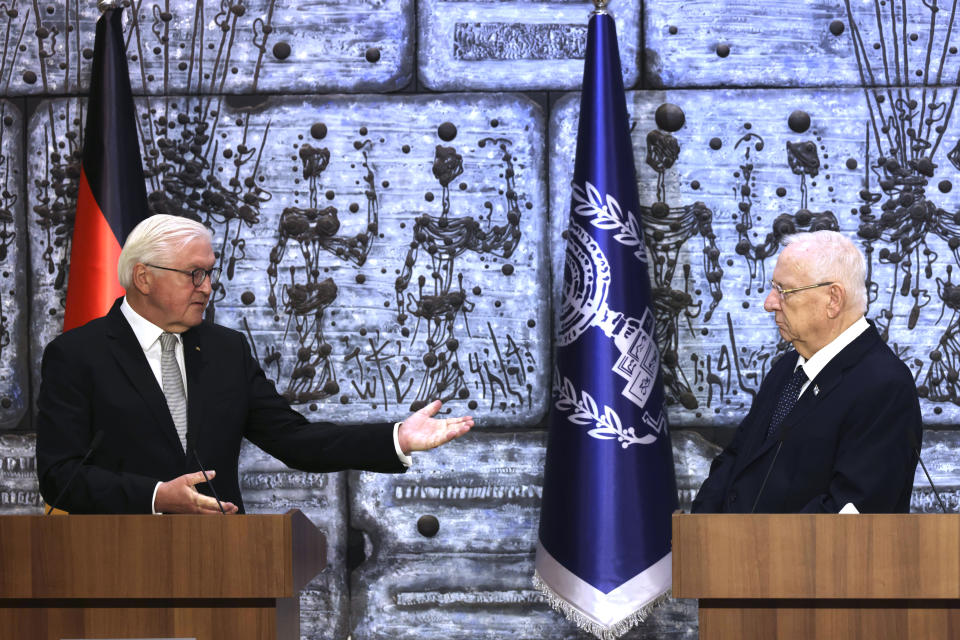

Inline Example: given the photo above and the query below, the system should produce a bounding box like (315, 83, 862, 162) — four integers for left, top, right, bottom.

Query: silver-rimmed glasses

(770, 279, 833, 300)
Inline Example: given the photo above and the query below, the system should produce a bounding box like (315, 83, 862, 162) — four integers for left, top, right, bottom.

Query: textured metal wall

(418, 0, 640, 90)
(0, 100, 25, 431)
(3, 0, 960, 639)
(26, 93, 549, 425)
(0, 0, 413, 95)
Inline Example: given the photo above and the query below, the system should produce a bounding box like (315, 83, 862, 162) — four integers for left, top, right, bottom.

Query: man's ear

(825, 283, 845, 318)
(130, 263, 152, 295)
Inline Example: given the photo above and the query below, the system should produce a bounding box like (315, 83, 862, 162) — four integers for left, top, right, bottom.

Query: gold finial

(592, 0, 609, 15)
(98, 0, 118, 12)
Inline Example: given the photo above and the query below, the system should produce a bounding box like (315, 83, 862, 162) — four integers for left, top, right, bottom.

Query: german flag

(63, 6, 149, 332)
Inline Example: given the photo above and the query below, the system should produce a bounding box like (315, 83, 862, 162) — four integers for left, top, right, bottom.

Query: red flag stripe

(63, 168, 124, 332)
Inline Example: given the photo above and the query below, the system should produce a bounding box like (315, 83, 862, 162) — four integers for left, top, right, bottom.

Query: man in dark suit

(36, 214, 473, 514)
(692, 230, 921, 513)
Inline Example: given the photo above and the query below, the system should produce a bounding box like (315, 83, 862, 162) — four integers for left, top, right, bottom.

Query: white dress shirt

(120, 297, 187, 396)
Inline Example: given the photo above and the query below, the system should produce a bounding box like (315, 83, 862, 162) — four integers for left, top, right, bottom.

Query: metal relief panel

(28, 93, 548, 426)
(348, 431, 703, 639)
(0, 101, 25, 430)
(1, 1, 412, 96)
(238, 440, 348, 640)
(645, 0, 960, 88)
(352, 554, 697, 640)
(911, 430, 960, 512)
(210, 94, 549, 426)
(418, 0, 640, 91)
(0, 434, 43, 514)
(674, 430, 721, 512)
(550, 88, 960, 427)
(351, 432, 546, 557)
(26, 98, 81, 403)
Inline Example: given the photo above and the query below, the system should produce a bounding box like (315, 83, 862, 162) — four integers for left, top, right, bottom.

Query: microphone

(908, 428, 947, 513)
(752, 403, 809, 513)
(751, 437, 784, 513)
(46, 430, 104, 515)
(188, 435, 225, 515)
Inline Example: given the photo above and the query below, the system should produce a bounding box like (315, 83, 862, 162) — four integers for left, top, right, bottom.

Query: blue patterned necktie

(767, 366, 808, 439)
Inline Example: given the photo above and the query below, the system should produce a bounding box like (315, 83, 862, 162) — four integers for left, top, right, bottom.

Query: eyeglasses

(146, 264, 221, 287)
(770, 279, 834, 300)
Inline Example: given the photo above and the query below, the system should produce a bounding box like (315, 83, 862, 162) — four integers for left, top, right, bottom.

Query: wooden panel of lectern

(0, 509, 325, 639)
(673, 513, 960, 640)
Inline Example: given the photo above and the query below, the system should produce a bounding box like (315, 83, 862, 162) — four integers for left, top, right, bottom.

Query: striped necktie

(159, 332, 188, 451)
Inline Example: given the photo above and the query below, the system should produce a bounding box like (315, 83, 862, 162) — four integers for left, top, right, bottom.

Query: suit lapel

(105, 301, 185, 456)
(732, 353, 799, 475)
(182, 326, 207, 455)
(777, 325, 879, 443)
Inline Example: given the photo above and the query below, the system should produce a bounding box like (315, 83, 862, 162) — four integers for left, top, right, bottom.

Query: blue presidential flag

(533, 5, 678, 639)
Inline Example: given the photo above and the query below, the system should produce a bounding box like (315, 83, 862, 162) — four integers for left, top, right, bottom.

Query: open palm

(397, 400, 473, 453)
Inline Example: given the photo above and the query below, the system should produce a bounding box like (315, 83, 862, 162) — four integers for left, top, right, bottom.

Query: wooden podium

(673, 513, 960, 639)
(0, 509, 326, 639)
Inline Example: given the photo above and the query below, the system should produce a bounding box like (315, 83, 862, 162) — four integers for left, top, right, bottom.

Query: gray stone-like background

(2, 0, 960, 638)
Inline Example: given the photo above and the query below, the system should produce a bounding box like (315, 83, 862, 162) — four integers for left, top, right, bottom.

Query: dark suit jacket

(36, 299, 405, 514)
(691, 323, 922, 513)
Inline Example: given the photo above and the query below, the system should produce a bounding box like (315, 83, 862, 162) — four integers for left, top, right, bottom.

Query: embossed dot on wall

(788, 110, 811, 134)
(654, 103, 685, 132)
(437, 122, 457, 142)
(417, 514, 440, 537)
(272, 41, 291, 60)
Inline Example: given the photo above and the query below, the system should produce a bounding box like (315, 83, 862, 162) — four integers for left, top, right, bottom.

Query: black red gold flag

(63, 7, 149, 331)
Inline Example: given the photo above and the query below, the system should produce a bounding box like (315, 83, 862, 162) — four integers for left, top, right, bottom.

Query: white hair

(118, 214, 212, 289)
(782, 230, 867, 313)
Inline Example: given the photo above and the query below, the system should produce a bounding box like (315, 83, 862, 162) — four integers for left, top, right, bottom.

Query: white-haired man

(37, 214, 472, 514)
(692, 230, 921, 513)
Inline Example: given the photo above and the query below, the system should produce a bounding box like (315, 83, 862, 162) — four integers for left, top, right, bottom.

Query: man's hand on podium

(155, 470, 239, 514)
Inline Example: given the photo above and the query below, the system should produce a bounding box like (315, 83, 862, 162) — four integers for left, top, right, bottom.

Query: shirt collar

(796, 315, 869, 380)
(120, 296, 180, 351)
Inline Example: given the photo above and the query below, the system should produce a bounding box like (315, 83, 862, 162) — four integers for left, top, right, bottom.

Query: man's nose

(198, 275, 213, 294)
(763, 289, 780, 312)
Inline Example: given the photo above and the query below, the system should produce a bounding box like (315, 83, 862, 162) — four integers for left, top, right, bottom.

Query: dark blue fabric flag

(534, 7, 678, 638)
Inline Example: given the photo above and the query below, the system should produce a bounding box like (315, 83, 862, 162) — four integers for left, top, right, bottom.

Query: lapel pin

(813, 385, 819, 396)
(195, 346, 201, 352)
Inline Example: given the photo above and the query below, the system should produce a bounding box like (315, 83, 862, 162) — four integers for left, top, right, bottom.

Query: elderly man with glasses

(36, 214, 473, 514)
(692, 230, 922, 514)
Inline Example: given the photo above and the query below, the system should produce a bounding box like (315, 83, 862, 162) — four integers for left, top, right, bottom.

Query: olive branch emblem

(553, 369, 657, 448)
(570, 181, 647, 263)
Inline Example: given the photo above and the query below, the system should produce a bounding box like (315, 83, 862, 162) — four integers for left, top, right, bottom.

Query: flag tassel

(532, 572, 672, 640)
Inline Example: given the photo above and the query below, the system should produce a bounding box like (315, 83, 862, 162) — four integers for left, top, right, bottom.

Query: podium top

(673, 513, 960, 600)
(0, 509, 325, 599)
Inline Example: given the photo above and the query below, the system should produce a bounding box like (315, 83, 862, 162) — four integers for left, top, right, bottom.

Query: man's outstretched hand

(397, 400, 473, 454)
(155, 470, 238, 514)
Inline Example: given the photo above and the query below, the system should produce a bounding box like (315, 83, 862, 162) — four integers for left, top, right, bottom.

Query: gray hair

(117, 214, 212, 289)
(782, 230, 867, 313)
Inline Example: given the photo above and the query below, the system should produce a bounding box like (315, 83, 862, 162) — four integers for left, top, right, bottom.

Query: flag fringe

(532, 571, 671, 640)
